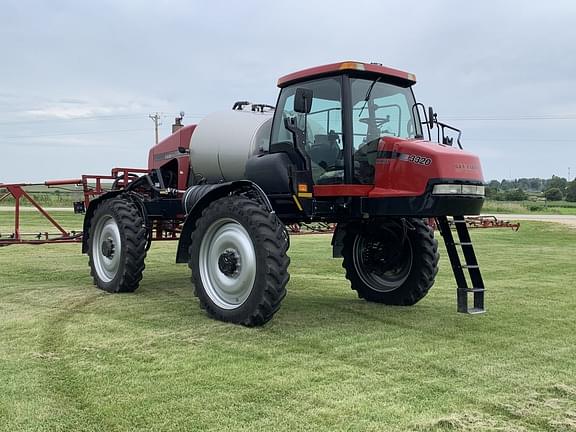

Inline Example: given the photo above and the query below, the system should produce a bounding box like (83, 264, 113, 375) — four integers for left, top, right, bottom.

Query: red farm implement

(1, 61, 494, 325)
(463, 215, 520, 231)
(0, 168, 149, 246)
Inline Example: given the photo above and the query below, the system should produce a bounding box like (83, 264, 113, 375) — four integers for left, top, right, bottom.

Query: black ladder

(436, 215, 485, 314)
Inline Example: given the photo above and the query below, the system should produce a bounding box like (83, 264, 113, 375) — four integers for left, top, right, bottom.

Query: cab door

(270, 76, 345, 187)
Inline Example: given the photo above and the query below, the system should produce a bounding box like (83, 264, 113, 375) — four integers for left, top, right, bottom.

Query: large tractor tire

(87, 197, 147, 293)
(341, 218, 439, 305)
(189, 196, 290, 326)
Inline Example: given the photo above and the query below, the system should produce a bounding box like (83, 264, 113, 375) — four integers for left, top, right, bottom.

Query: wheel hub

(101, 238, 115, 259)
(218, 249, 241, 277)
(353, 227, 413, 292)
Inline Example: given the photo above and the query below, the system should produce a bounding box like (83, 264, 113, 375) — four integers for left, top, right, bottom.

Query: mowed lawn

(1, 211, 575, 431)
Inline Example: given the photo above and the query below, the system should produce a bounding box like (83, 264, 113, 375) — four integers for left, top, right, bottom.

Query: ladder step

(466, 308, 486, 315)
(438, 215, 486, 316)
(458, 288, 485, 293)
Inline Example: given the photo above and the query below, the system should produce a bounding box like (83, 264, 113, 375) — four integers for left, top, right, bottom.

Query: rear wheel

(341, 218, 439, 305)
(88, 197, 147, 293)
(189, 196, 290, 326)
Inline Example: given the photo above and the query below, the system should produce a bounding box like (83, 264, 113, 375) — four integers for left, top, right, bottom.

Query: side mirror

(294, 88, 313, 114)
(428, 106, 435, 129)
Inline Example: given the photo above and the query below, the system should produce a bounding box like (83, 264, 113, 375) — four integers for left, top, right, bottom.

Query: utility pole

(149, 112, 162, 144)
(569, 167, 571, 181)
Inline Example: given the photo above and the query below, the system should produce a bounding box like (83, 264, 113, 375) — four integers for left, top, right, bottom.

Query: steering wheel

(359, 117, 390, 128)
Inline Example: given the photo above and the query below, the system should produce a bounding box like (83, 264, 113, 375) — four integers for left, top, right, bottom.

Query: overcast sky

(1, 0, 575, 183)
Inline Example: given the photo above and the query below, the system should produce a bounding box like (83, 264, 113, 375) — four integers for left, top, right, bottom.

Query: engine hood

(370, 137, 484, 198)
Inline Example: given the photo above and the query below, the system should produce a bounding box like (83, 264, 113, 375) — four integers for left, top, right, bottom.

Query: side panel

(148, 125, 195, 190)
(313, 184, 372, 197)
(244, 153, 293, 195)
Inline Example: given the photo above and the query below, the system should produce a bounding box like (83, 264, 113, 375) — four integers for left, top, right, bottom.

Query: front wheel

(87, 197, 147, 293)
(341, 218, 439, 305)
(189, 196, 290, 326)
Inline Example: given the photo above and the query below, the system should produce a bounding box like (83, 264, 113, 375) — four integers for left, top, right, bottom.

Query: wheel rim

(352, 228, 413, 292)
(92, 215, 122, 283)
(198, 218, 256, 310)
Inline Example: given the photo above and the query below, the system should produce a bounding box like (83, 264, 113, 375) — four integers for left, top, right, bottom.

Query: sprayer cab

(243, 61, 484, 222)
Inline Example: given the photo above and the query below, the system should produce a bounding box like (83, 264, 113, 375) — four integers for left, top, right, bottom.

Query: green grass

(0, 210, 84, 238)
(1, 213, 575, 431)
(483, 199, 576, 215)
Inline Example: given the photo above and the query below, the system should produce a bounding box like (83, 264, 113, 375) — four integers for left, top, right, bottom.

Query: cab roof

(277, 61, 417, 88)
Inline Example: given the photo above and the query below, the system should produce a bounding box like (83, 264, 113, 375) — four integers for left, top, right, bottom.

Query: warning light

(339, 62, 366, 71)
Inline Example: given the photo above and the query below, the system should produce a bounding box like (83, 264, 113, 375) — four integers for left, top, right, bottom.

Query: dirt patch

(487, 214, 576, 228)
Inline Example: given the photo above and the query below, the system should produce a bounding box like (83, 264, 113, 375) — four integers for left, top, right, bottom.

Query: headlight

(432, 184, 485, 196)
(433, 184, 462, 194)
(462, 185, 485, 195)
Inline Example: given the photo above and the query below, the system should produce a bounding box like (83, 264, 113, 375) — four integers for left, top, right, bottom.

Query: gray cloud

(1, 0, 575, 183)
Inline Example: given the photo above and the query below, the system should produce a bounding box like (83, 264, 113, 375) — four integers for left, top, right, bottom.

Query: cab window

(270, 77, 343, 184)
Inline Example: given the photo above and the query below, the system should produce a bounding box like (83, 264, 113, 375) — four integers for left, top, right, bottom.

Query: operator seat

(310, 134, 340, 170)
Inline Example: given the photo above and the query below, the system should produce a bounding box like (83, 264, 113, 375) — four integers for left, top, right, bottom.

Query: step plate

(466, 308, 486, 315)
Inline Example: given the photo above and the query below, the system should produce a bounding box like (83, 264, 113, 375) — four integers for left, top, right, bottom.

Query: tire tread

(341, 218, 439, 305)
(189, 196, 290, 326)
(87, 197, 147, 293)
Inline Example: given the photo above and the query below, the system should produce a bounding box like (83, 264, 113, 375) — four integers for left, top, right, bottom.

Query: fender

(81, 191, 124, 253)
(332, 222, 369, 258)
(331, 222, 348, 258)
(176, 180, 273, 264)
(81, 191, 147, 253)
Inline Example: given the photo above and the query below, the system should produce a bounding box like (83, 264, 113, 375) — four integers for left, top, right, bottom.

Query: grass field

(1, 212, 575, 431)
(482, 200, 576, 215)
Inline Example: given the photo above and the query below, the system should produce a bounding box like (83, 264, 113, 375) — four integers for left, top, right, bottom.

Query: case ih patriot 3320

(0, 61, 486, 325)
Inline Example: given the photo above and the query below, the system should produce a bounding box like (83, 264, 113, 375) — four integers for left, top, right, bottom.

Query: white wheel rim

(92, 215, 122, 283)
(198, 218, 257, 309)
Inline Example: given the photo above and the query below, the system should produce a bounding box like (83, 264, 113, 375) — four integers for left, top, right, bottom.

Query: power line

(443, 115, 576, 121)
(0, 128, 149, 140)
(0, 112, 206, 126)
(0, 113, 149, 126)
(464, 138, 575, 142)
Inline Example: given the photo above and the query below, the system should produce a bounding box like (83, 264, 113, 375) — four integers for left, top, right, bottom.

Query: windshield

(351, 78, 421, 184)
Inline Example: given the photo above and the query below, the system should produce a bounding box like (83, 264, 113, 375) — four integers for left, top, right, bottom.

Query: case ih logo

(454, 163, 480, 171)
(376, 151, 432, 166)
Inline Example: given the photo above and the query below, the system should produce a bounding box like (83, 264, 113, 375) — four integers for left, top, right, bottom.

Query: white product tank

(189, 109, 274, 182)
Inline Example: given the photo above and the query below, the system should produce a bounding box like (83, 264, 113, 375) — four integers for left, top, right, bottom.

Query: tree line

(486, 176, 576, 202)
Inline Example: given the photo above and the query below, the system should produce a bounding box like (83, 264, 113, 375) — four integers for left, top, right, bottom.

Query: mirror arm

(284, 117, 311, 170)
(412, 102, 430, 140)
